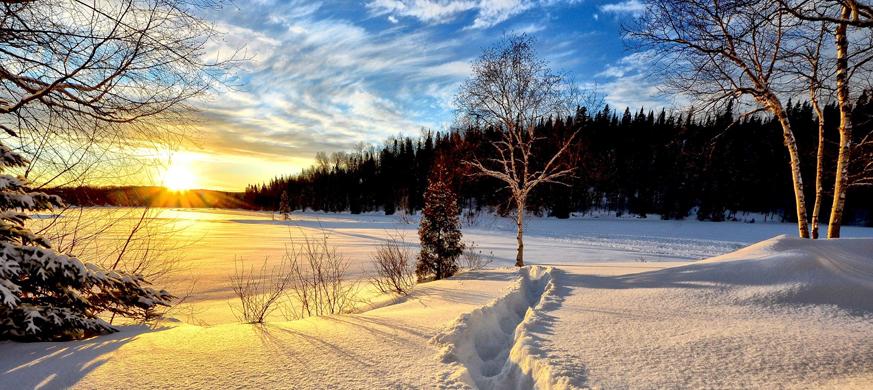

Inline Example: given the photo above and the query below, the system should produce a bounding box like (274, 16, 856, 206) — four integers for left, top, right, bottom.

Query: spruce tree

(279, 190, 291, 220)
(416, 164, 463, 281)
(0, 144, 173, 341)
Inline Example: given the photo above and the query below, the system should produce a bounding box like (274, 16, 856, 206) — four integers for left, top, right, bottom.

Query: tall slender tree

(777, 0, 873, 237)
(456, 35, 585, 266)
(629, 0, 813, 237)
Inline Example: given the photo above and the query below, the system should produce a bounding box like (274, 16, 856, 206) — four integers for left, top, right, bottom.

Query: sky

(162, 0, 671, 192)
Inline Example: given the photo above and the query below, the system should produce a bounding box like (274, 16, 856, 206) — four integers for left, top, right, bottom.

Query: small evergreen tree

(416, 164, 463, 281)
(279, 190, 291, 220)
(0, 144, 173, 341)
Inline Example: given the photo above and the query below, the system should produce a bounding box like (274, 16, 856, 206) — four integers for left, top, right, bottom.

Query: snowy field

(2, 208, 873, 389)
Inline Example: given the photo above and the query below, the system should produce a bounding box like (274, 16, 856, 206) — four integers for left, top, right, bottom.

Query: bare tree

(628, 0, 813, 238)
(0, 0, 235, 187)
(279, 190, 291, 220)
(779, 0, 873, 237)
(456, 35, 588, 266)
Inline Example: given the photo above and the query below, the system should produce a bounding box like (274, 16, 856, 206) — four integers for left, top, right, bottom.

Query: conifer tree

(0, 144, 173, 341)
(279, 190, 291, 220)
(416, 164, 463, 281)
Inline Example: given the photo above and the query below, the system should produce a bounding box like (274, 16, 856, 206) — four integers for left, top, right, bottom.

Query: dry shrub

(281, 232, 361, 320)
(370, 235, 416, 296)
(230, 257, 292, 324)
(461, 241, 494, 271)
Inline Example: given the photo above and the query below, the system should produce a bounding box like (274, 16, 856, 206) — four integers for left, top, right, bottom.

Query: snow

(535, 236, 873, 388)
(2, 208, 873, 389)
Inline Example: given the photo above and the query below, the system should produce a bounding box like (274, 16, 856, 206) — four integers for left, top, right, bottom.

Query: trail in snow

(431, 266, 569, 390)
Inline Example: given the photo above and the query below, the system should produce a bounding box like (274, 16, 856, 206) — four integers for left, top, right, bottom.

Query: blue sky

(178, 0, 669, 191)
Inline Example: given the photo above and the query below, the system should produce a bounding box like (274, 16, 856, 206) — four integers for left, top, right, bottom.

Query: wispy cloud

(167, 0, 666, 190)
(599, 0, 647, 16)
(191, 3, 476, 179)
(367, 0, 575, 29)
(595, 51, 680, 109)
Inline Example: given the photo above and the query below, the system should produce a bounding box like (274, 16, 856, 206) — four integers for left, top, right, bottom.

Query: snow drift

(621, 235, 873, 313)
(540, 236, 873, 389)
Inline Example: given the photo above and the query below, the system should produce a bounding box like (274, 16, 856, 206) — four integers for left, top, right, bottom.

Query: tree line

(243, 94, 873, 227)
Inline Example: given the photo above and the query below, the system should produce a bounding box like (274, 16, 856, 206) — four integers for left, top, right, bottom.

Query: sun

(162, 158, 198, 191)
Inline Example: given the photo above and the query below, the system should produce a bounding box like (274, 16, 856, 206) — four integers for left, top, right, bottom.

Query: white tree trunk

(515, 196, 525, 267)
(811, 100, 825, 239)
(829, 12, 853, 239)
(772, 103, 811, 238)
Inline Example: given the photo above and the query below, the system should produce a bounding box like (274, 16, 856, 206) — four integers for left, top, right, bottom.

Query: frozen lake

(32, 207, 873, 324)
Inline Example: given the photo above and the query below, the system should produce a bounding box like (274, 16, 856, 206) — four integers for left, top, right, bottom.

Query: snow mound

(625, 235, 873, 314)
(431, 266, 569, 390)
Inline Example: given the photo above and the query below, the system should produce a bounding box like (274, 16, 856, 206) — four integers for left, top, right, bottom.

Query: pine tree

(0, 144, 173, 341)
(416, 164, 463, 281)
(279, 190, 291, 220)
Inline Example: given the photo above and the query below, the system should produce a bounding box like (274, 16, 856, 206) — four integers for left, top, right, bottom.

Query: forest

(242, 93, 873, 226)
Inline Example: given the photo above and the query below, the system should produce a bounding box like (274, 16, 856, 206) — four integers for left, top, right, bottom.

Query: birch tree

(456, 35, 583, 267)
(789, 23, 832, 238)
(779, 0, 873, 237)
(628, 0, 813, 238)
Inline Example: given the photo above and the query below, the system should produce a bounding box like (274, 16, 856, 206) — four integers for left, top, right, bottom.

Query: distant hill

(45, 186, 251, 209)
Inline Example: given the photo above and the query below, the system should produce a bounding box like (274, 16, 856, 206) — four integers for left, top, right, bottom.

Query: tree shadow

(0, 325, 160, 389)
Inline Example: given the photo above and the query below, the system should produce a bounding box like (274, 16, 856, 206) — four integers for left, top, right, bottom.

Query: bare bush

(370, 235, 416, 296)
(282, 232, 361, 320)
(460, 241, 494, 271)
(230, 257, 292, 324)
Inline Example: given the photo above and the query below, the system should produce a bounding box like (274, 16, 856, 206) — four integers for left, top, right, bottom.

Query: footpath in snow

(432, 266, 564, 390)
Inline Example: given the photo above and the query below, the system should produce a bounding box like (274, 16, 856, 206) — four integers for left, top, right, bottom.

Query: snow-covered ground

(3, 209, 873, 389)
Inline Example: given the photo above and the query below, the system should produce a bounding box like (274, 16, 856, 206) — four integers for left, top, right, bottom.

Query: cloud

(599, 0, 646, 16)
(367, 0, 574, 29)
(170, 0, 612, 190)
(508, 22, 547, 35)
(190, 6, 475, 177)
(595, 51, 656, 78)
(469, 0, 533, 29)
(595, 51, 679, 109)
(367, 0, 479, 24)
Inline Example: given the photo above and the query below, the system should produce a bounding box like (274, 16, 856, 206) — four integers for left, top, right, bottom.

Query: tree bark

(515, 197, 525, 267)
(829, 10, 853, 239)
(772, 102, 811, 238)
(811, 95, 825, 239)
